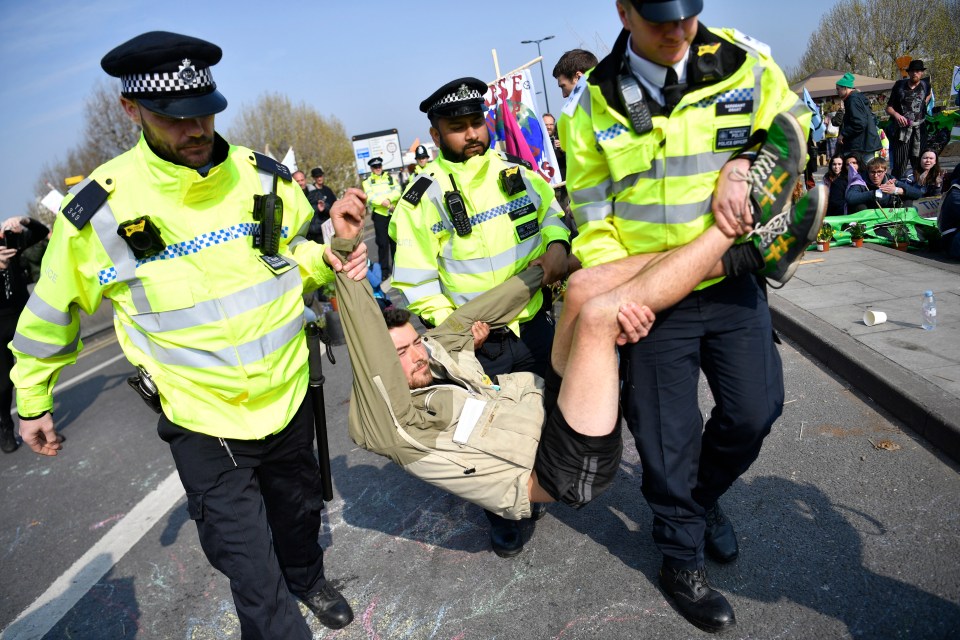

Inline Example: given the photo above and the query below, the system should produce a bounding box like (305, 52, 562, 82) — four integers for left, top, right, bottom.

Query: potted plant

(891, 221, 910, 251)
(319, 282, 338, 311)
(847, 222, 866, 247)
(816, 222, 835, 252)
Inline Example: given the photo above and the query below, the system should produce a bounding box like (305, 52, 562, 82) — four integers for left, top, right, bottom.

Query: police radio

(444, 174, 472, 237)
(617, 72, 654, 136)
(252, 175, 283, 256)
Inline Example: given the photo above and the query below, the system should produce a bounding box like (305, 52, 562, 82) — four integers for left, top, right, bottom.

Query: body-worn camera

(445, 174, 472, 237)
(499, 166, 526, 196)
(117, 217, 166, 260)
(252, 192, 283, 256)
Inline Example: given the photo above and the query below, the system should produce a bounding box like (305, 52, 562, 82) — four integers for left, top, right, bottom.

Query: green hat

(836, 73, 855, 89)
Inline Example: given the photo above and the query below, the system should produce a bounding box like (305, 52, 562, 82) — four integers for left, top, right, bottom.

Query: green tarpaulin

(818, 207, 940, 249)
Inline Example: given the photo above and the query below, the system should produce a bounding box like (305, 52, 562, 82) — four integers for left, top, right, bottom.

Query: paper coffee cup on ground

(864, 310, 887, 326)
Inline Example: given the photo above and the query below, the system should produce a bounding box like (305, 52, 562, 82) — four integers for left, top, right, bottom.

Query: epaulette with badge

(402, 175, 434, 206)
(250, 151, 292, 182)
(61, 179, 111, 230)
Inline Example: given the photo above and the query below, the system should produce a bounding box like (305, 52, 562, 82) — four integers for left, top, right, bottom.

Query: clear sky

(0, 0, 838, 214)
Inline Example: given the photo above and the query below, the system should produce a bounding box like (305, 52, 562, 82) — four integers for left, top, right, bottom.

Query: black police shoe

(528, 502, 548, 521)
(659, 564, 736, 633)
(0, 421, 18, 453)
(484, 509, 523, 558)
(704, 503, 740, 564)
(300, 582, 354, 630)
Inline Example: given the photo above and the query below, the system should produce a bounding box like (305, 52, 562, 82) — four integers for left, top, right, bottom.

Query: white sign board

(40, 189, 64, 215)
(352, 129, 403, 175)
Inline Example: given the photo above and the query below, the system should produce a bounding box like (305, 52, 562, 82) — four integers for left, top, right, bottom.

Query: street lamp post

(521, 35, 555, 114)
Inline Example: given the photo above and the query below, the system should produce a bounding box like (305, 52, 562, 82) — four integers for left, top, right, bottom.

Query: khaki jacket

(333, 234, 545, 518)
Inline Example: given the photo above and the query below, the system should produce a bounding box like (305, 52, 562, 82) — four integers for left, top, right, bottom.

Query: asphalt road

(1, 319, 959, 639)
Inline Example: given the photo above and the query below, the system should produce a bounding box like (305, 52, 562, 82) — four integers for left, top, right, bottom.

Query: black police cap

(629, 0, 702, 23)
(101, 31, 228, 119)
(419, 77, 488, 119)
(368, 157, 383, 167)
(415, 145, 429, 159)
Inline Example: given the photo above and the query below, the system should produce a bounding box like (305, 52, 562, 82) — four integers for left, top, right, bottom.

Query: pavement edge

(769, 293, 960, 464)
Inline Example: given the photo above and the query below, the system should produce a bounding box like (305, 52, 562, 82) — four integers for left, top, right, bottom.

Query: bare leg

(559, 226, 734, 434)
(552, 245, 727, 376)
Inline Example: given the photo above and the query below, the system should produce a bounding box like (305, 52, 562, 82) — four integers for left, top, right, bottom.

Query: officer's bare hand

(616, 303, 655, 346)
(713, 158, 753, 238)
(19, 414, 63, 456)
(471, 321, 490, 350)
(530, 243, 569, 286)
(329, 188, 367, 239)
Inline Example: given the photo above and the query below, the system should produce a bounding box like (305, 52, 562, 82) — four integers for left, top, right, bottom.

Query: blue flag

(803, 86, 826, 142)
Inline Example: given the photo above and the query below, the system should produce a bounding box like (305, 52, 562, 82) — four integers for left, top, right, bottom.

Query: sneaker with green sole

(749, 184, 827, 285)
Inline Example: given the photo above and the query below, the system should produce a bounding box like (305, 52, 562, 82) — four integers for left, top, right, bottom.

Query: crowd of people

(3, 0, 957, 637)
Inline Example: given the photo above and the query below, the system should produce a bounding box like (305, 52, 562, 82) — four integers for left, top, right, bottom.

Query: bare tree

(227, 93, 357, 194)
(28, 81, 139, 224)
(793, 0, 957, 103)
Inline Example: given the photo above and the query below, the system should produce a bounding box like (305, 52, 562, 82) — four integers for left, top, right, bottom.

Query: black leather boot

(659, 564, 736, 633)
(704, 502, 739, 563)
(300, 581, 354, 630)
(0, 421, 18, 454)
(484, 509, 523, 558)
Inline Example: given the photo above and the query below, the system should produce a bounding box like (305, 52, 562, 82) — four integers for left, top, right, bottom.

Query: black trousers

(158, 396, 326, 640)
(619, 274, 784, 570)
(475, 298, 555, 379)
(0, 312, 19, 425)
(373, 213, 395, 277)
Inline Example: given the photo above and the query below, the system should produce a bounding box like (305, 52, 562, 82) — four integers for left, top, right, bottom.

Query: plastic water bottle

(921, 291, 937, 330)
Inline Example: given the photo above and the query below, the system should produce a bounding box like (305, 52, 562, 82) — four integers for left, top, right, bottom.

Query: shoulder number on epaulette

(62, 180, 109, 230)
(252, 152, 292, 181)
(403, 176, 432, 205)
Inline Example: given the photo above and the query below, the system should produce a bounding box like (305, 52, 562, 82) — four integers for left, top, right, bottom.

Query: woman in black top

(0, 217, 49, 453)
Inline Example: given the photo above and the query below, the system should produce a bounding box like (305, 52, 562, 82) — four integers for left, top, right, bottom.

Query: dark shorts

(534, 408, 622, 508)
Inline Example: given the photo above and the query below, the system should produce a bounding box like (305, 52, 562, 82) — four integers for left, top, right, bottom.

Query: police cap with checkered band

(101, 31, 228, 119)
(629, 0, 702, 23)
(419, 77, 488, 119)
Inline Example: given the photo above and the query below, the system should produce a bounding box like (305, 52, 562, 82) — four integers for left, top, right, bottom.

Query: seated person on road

(846, 156, 923, 211)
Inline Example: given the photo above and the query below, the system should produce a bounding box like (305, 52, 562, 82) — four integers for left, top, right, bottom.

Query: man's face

(618, 3, 697, 67)
(556, 73, 579, 99)
(836, 86, 851, 99)
(431, 113, 490, 163)
(293, 172, 307, 188)
(417, 157, 428, 167)
(314, 173, 325, 187)
(121, 98, 215, 168)
(389, 323, 432, 389)
(867, 165, 887, 187)
(908, 69, 924, 84)
(371, 164, 383, 175)
(543, 115, 556, 136)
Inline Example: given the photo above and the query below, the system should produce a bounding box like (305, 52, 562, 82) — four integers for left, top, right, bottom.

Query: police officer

(10, 31, 364, 637)
(411, 144, 431, 176)
(389, 77, 571, 558)
(560, 0, 814, 632)
(361, 156, 401, 278)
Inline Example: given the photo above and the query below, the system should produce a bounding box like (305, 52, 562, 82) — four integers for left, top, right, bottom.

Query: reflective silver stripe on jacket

(12, 331, 81, 359)
(572, 199, 614, 226)
(129, 266, 302, 334)
(25, 294, 75, 326)
(87, 193, 151, 313)
(392, 266, 438, 286)
(439, 234, 540, 277)
(399, 280, 444, 307)
(612, 197, 713, 225)
(123, 314, 303, 368)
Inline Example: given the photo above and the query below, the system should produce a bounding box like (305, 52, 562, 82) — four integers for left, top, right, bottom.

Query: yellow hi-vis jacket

(362, 171, 401, 216)
(388, 149, 569, 331)
(10, 134, 334, 439)
(560, 26, 811, 274)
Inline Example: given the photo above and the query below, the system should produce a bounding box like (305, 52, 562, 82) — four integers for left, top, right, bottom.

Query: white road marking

(1, 471, 184, 640)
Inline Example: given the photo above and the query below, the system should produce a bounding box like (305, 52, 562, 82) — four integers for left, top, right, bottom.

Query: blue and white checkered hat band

(430, 87, 483, 111)
(121, 66, 214, 95)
